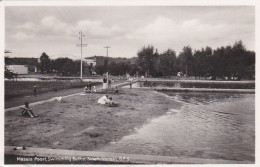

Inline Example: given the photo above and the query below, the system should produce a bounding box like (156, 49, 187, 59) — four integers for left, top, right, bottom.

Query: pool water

(142, 81, 255, 89)
(99, 92, 255, 162)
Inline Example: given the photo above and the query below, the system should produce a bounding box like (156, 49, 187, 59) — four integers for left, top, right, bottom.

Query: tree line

(34, 40, 255, 80)
(38, 53, 82, 76)
(136, 41, 255, 80)
(38, 53, 138, 76)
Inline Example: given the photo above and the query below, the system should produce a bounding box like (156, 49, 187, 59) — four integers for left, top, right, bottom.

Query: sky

(5, 6, 255, 60)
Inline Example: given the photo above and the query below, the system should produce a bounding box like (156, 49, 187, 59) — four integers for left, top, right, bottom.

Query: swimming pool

(99, 92, 255, 162)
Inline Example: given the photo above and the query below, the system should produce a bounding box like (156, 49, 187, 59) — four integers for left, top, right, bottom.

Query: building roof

(5, 57, 39, 66)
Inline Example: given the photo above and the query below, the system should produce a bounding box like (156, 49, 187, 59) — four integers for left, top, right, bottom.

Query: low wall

(140, 79, 255, 84)
(137, 87, 255, 93)
(138, 79, 255, 90)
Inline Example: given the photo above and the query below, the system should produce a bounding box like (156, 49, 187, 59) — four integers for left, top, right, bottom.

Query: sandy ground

(5, 88, 182, 151)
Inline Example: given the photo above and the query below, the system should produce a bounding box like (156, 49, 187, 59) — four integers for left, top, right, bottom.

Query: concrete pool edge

(140, 79, 255, 84)
(4, 146, 253, 164)
(135, 87, 255, 93)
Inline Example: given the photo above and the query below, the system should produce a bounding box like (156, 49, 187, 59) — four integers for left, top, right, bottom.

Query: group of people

(86, 78, 119, 107)
(21, 77, 125, 118)
(84, 81, 97, 93)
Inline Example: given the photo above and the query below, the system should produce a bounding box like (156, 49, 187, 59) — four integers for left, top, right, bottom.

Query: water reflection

(99, 92, 255, 162)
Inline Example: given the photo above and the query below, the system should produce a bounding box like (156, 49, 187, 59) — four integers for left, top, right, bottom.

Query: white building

(6, 65, 28, 74)
(85, 57, 96, 66)
(5, 57, 39, 75)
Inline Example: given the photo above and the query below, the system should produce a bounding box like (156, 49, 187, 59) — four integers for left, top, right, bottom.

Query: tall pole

(80, 31, 83, 80)
(76, 31, 87, 81)
(104, 46, 111, 87)
(104, 46, 111, 73)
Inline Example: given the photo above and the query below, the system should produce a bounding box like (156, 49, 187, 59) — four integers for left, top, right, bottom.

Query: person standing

(130, 81, 132, 89)
(33, 83, 37, 97)
(103, 76, 107, 89)
(129, 78, 133, 89)
(108, 79, 112, 89)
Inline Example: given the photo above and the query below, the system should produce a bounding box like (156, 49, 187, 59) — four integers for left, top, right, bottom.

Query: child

(21, 102, 38, 118)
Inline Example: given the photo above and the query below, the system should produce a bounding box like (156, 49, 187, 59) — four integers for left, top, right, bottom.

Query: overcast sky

(5, 6, 255, 60)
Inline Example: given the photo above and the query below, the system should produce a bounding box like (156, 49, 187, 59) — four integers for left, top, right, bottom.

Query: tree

(52, 57, 80, 76)
(39, 52, 52, 73)
(193, 46, 212, 78)
(207, 41, 255, 79)
(137, 45, 157, 76)
(158, 49, 177, 77)
(108, 61, 131, 75)
(177, 46, 193, 76)
(5, 66, 17, 80)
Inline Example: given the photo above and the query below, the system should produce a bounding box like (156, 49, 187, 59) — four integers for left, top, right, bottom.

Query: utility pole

(104, 46, 111, 88)
(104, 46, 111, 72)
(76, 31, 87, 81)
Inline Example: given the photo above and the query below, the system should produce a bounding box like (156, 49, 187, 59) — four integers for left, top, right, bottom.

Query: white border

(0, 0, 258, 167)
(0, 3, 4, 167)
(0, 0, 257, 6)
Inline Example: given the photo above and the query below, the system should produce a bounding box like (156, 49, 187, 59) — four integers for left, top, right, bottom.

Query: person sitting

(87, 81, 92, 91)
(98, 95, 118, 107)
(92, 86, 97, 93)
(106, 97, 118, 107)
(84, 81, 92, 93)
(84, 86, 91, 93)
(98, 95, 109, 105)
(21, 102, 38, 118)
